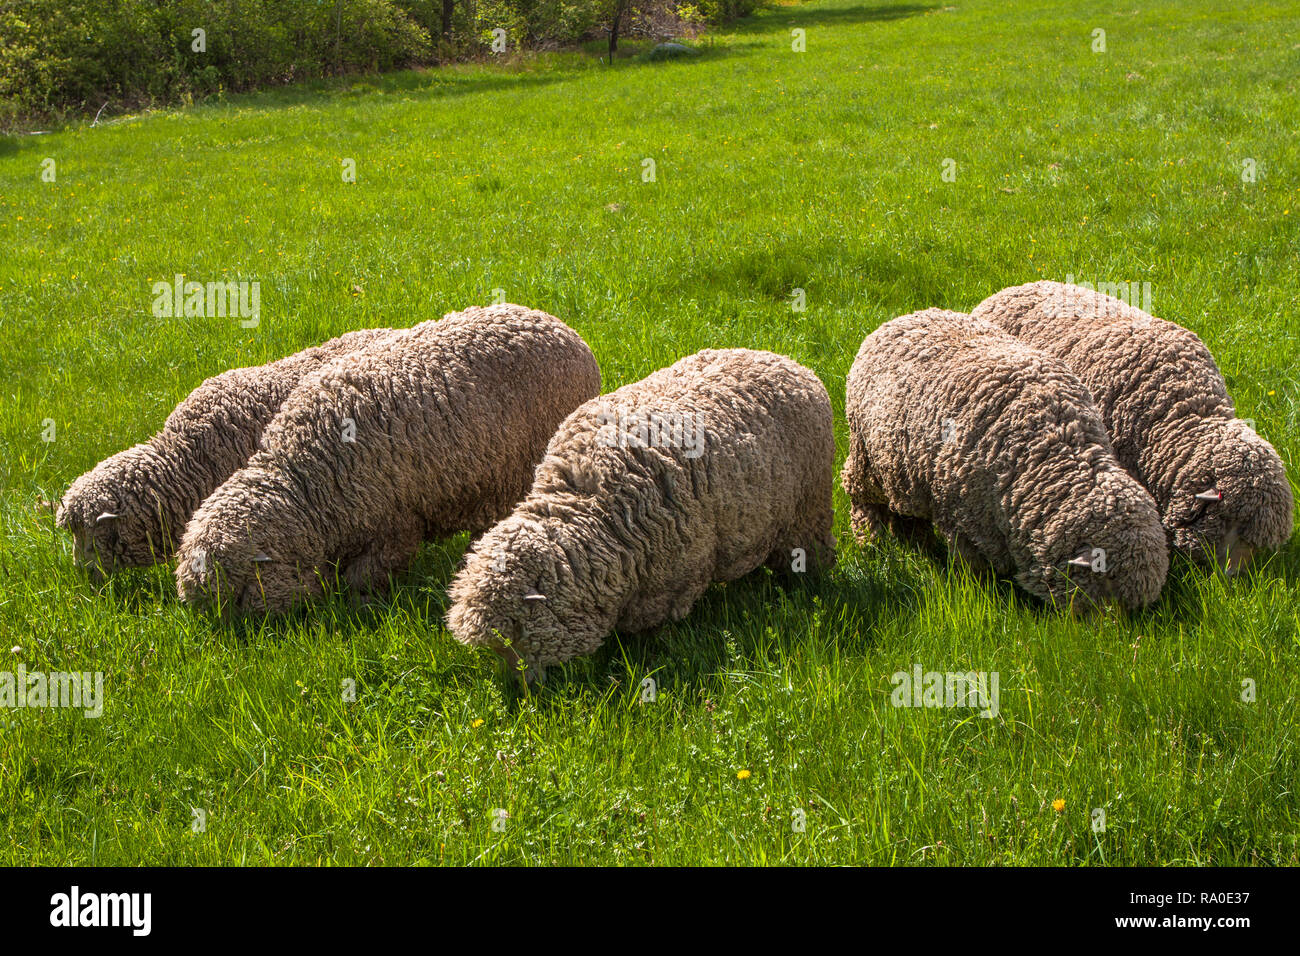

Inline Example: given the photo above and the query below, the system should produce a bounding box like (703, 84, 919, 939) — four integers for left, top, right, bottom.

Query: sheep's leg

(884, 510, 940, 551)
(840, 430, 875, 503)
(619, 534, 715, 630)
(843, 431, 894, 545)
(667, 580, 711, 623)
(848, 500, 885, 543)
(618, 590, 679, 632)
(844, 460, 926, 549)
(344, 524, 424, 600)
(767, 507, 837, 576)
(619, 577, 710, 632)
(851, 502, 937, 553)
(946, 532, 994, 576)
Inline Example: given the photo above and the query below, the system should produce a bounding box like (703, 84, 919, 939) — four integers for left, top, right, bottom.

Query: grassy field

(1, 0, 1297, 865)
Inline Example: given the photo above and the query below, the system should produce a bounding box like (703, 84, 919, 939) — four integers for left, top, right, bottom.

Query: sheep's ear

(252, 552, 273, 563)
(522, 590, 547, 602)
(1195, 488, 1222, 502)
(1067, 556, 1093, 569)
(96, 512, 121, 524)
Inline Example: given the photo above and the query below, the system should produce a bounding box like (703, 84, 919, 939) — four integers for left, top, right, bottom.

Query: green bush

(0, 0, 760, 126)
(0, 0, 433, 122)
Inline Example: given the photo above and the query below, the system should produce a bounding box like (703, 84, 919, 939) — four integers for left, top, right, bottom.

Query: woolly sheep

(174, 304, 602, 613)
(55, 328, 392, 573)
(445, 348, 837, 682)
(842, 309, 1168, 611)
(972, 281, 1294, 572)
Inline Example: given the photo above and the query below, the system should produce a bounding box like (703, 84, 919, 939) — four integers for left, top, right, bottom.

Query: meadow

(0, 0, 1297, 864)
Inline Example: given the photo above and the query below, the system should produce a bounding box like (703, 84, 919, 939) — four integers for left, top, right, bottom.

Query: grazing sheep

(445, 348, 837, 682)
(972, 281, 1294, 572)
(174, 305, 602, 613)
(842, 309, 1168, 611)
(55, 328, 392, 573)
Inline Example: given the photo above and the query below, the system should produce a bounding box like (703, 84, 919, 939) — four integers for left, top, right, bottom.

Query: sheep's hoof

(347, 589, 379, 610)
(1220, 542, 1254, 577)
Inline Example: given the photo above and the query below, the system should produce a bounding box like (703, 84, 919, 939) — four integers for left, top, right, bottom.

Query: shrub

(0, 0, 761, 126)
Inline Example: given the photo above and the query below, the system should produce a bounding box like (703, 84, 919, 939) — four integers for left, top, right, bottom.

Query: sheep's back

(972, 282, 1235, 469)
(847, 310, 1114, 550)
(158, 327, 396, 458)
(531, 348, 833, 566)
(245, 306, 600, 545)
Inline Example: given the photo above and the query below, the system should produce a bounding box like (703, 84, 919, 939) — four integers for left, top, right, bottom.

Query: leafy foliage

(0, 0, 755, 125)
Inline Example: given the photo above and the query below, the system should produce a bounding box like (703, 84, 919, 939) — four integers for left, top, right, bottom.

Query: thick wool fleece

(56, 328, 391, 572)
(174, 305, 602, 613)
(842, 309, 1168, 611)
(973, 281, 1294, 570)
(445, 348, 837, 681)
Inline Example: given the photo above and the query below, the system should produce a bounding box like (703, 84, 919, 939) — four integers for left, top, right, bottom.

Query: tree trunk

(335, 0, 344, 72)
(442, 0, 455, 39)
(609, 7, 621, 60)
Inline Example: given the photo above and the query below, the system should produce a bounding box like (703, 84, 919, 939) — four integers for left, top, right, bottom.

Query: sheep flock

(56, 287, 1294, 683)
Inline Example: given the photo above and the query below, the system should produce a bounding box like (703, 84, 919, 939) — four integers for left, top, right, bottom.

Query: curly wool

(55, 328, 391, 571)
(175, 305, 602, 613)
(842, 309, 1168, 611)
(972, 281, 1294, 570)
(446, 348, 837, 681)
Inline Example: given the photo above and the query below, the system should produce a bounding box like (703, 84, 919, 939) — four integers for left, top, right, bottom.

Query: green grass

(1, 0, 1298, 865)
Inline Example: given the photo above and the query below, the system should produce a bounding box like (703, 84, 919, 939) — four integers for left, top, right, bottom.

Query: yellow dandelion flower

(737, 769, 751, 780)
(471, 719, 484, 728)
(1052, 798, 1066, 813)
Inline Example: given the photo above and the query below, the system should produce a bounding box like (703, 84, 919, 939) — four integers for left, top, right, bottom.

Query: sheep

(445, 348, 837, 683)
(174, 304, 602, 613)
(55, 328, 392, 574)
(972, 281, 1294, 572)
(841, 308, 1168, 611)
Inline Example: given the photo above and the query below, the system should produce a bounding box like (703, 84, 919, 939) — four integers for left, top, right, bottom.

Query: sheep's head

(175, 517, 321, 614)
(447, 512, 618, 683)
(56, 445, 181, 573)
(1032, 469, 1169, 612)
(1162, 419, 1294, 574)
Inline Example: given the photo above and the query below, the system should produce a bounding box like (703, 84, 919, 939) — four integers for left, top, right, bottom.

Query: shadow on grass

(734, 2, 940, 33)
(239, 3, 942, 117)
(209, 64, 585, 116)
(518, 549, 929, 703)
(0, 2, 939, 135)
(87, 533, 474, 646)
(201, 1, 940, 120)
(73, 516, 1298, 698)
(81, 565, 179, 614)
(159, 43, 733, 134)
